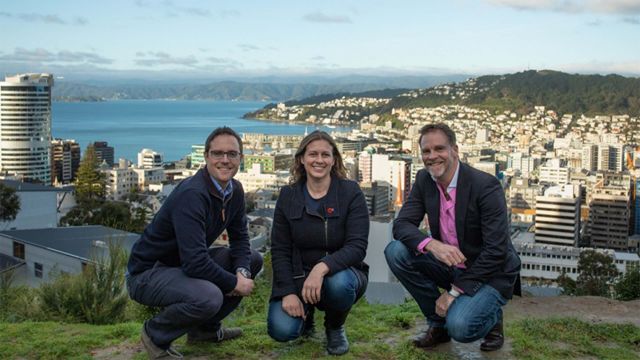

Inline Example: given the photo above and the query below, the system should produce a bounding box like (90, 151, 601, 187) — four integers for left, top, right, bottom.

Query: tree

(0, 182, 21, 222)
(75, 145, 106, 205)
(557, 271, 577, 295)
(575, 250, 619, 297)
(614, 265, 640, 301)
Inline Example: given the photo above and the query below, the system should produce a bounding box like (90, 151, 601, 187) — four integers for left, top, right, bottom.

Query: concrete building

(597, 144, 624, 172)
(132, 167, 165, 191)
(507, 152, 540, 178)
(514, 232, 640, 282)
(357, 151, 372, 183)
(243, 153, 292, 173)
(371, 154, 411, 209)
(588, 172, 635, 251)
(102, 163, 137, 201)
(508, 177, 540, 223)
(0, 226, 138, 287)
(0, 180, 63, 230)
(137, 148, 163, 168)
(189, 145, 205, 169)
(0, 73, 53, 184)
(51, 139, 80, 185)
(93, 141, 114, 167)
(363, 215, 407, 304)
(539, 159, 569, 185)
(535, 185, 581, 246)
(360, 181, 389, 216)
(581, 144, 598, 172)
(234, 164, 289, 192)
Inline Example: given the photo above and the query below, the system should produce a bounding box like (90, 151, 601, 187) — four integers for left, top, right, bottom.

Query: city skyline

(1, 0, 640, 81)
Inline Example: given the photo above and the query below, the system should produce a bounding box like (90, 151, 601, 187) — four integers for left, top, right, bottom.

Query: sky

(1, 0, 640, 81)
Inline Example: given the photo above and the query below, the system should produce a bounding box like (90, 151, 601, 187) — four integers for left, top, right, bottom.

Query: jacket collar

(199, 167, 234, 201)
(289, 175, 341, 220)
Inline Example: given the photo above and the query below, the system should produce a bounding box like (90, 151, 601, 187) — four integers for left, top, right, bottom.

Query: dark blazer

(393, 162, 521, 299)
(127, 167, 251, 294)
(270, 176, 369, 301)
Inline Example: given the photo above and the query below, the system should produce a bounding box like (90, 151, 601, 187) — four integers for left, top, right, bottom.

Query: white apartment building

(371, 154, 411, 208)
(137, 148, 163, 168)
(0, 74, 53, 184)
(133, 167, 165, 191)
(535, 185, 581, 246)
(597, 144, 624, 172)
(539, 159, 570, 185)
(358, 151, 372, 183)
(234, 163, 289, 192)
(102, 166, 137, 200)
(514, 233, 639, 281)
(508, 152, 540, 178)
(581, 144, 598, 172)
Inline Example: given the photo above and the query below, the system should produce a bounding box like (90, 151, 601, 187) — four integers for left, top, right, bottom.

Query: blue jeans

(267, 268, 365, 342)
(127, 247, 263, 348)
(384, 241, 506, 343)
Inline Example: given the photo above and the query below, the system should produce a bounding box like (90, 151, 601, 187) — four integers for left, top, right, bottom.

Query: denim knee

(384, 240, 411, 270)
(446, 315, 484, 343)
(322, 270, 357, 312)
(267, 301, 304, 342)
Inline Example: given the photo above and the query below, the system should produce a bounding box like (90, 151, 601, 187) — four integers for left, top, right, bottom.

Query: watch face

(238, 268, 251, 278)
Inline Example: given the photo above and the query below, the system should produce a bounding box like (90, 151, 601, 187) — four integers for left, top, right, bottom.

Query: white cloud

(487, 0, 640, 14)
(302, 11, 352, 24)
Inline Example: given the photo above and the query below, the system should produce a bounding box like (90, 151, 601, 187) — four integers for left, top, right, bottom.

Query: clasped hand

(228, 271, 254, 296)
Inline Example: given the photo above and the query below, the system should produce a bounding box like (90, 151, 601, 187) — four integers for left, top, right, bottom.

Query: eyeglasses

(208, 150, 241, 160)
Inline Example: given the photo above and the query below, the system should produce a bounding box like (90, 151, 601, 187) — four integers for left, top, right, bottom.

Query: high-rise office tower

(51, 138, 81, 184)
(535, 185, 581, 246)
(93, 141, 114, 167)
(0, 73, 53, 183)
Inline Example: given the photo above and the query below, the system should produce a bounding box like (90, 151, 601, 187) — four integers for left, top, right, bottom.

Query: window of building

(13, 241, 25, 259)
(34, 262, 43, 278)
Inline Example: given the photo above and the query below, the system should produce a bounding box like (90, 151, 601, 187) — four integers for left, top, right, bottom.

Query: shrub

(39, 239, 129, 324)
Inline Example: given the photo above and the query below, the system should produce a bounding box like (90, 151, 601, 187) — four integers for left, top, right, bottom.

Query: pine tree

(75, 145, 106, 205)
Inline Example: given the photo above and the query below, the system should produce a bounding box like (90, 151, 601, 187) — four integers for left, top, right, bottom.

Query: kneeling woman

(268, 131, 369, 355)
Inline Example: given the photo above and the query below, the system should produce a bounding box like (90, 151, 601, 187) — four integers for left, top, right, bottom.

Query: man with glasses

(127, 127, 263, 359)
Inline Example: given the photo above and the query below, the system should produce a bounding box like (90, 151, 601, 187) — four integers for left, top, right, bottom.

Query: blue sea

(52, 100, 350, 162)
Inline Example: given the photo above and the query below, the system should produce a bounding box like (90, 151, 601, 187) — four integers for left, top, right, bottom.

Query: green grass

(510, 318, 640, 360)
(1, 277, 638, 359)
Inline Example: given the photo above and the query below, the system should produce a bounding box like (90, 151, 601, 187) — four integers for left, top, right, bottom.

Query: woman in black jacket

(267, 131, 369, 355)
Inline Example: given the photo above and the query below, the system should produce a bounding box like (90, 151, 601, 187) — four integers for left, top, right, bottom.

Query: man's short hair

(204, 127, 243, 155)
(418, 123, 457, 147)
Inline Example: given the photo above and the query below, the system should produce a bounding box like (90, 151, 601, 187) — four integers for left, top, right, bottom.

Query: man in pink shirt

(385, 123, 521, 352)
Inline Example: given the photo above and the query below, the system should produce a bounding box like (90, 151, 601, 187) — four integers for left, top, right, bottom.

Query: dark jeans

(126, 247, 263, 348)
(267, 268, 367, 342)
(384, 241, 507, 343)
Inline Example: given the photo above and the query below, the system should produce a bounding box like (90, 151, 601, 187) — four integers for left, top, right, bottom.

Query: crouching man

(126, 127, 263, 359)
(385, 123, 520, 352)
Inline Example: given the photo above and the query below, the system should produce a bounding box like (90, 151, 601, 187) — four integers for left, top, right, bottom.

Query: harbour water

(52, 100, 351, 162)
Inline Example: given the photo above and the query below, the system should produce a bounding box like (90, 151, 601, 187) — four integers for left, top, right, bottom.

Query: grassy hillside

(1, 277, 638, 359)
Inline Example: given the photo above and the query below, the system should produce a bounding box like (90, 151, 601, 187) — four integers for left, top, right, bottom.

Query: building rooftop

(0, 226, 139, 261)
(0, 180, 71, 193)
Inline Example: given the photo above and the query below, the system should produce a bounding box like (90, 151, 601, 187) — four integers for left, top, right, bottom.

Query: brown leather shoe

(480, 320, 504, 351)
(413, 326, 451, 348)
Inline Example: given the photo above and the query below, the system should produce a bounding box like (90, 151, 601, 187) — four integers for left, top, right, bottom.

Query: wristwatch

(448, 288, 461, 298)
(236, 267, 251, 279)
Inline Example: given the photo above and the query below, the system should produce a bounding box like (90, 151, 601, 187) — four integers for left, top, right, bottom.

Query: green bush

(39, 239, 129, 324)
(0, 269, 43, 322)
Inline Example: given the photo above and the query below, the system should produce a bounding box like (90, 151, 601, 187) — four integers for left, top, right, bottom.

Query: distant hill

(381, 70, 640, 116)
(51, 75, 468, 102)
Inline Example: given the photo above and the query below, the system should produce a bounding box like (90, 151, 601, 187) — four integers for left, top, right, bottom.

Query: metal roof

(0, 225, 139, 261)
